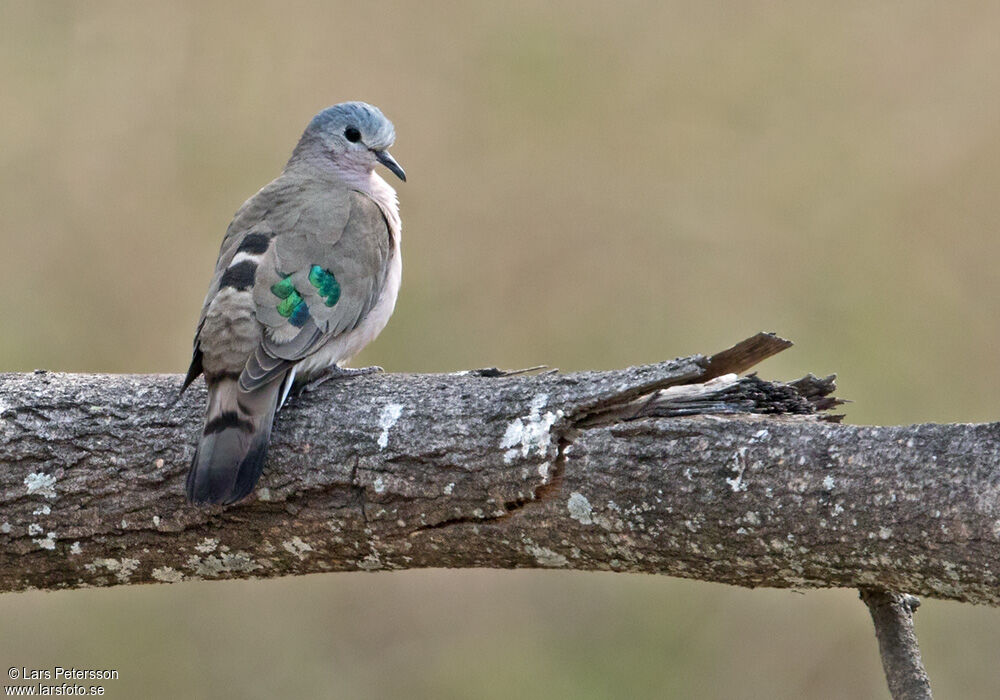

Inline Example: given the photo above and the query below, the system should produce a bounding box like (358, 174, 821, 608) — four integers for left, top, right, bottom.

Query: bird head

(291, 102, 406, 182)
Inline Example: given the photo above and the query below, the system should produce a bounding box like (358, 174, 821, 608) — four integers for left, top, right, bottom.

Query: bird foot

(298, 365, 384, 394)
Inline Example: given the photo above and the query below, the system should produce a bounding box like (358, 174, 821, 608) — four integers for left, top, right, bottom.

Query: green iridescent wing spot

(276, 289, 304, 318)
(308, 265, 341, 307)
(270, 276, 296, 299)
(270, 274, 310, 326)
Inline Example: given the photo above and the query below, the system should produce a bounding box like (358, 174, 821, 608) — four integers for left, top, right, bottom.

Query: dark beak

(374, 150, 406, 182)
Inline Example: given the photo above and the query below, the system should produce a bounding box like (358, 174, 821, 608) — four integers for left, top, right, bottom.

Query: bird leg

(297, 365, 384, 394)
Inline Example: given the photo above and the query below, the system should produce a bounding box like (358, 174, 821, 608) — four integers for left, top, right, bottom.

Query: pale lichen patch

(768, 537, 790, 552)
(0, 522, 11, 534)
(822, 475, 835, 490)
(220, 552, 261, 573)
(33, 505, 51, 516)
(443, 482, 455, 495)
(186, 551, 261, 578)
(28, 523, 43, 536)
(88, 557, 140, 583)
(525, 543, 568, 567)
(500, 393, 561, 464)
(356, 553, 383, 570)
(538, 462, 551, 482)
(33, 532, 57, 550)
(567, 492, 593, 525)
(725, 448, 748, 492)
(592, 513, 616, 531)
(24, 472, 57, 498)
(377, 402, 404, 449)
(282, 537, 313, 560)
(195, 537, 219, 554)
(185, 555, 220, 578)
(373, 476, 386, 494)
(152, 566, 184, 583)
(69, 542, 82, 555)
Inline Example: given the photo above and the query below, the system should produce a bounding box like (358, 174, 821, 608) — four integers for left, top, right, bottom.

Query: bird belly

(294, 241, 402, 379)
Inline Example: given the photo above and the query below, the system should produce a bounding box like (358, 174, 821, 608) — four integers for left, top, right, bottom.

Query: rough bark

(0, 333, 997, 609)
(860, 588, 933, 700)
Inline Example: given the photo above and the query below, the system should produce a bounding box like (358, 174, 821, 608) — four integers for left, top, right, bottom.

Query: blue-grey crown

(306, 102, 396, 149)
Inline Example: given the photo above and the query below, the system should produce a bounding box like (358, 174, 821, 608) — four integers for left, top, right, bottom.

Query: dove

(181, 102, 405, 505)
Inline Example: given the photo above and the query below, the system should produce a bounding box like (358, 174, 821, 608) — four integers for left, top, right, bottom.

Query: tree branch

(1, 333, 998, 610)
(860, 588, 933, 699)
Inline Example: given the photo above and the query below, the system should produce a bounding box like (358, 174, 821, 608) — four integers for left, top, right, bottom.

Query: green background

(2, 1, 999, 697)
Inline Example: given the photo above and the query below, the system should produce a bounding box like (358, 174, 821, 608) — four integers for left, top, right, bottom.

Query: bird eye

(344, 127, 361, 143)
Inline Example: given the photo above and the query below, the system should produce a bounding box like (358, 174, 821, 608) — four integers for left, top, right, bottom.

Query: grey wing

(192, 178, 302, 343)
(241, 190, 392, 391)
(181, 194, 281, 393)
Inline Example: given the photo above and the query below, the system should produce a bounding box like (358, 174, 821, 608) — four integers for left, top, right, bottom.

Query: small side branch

(860, 588, 933, 700)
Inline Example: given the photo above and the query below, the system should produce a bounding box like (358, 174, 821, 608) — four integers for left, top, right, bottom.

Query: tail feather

(186, 375, 284, 505)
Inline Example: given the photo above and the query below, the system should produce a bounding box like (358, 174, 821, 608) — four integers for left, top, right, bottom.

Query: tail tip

(185, 440, 268, 506)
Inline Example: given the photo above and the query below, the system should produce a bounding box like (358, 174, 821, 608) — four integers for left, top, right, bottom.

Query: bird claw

(470, 365, 551, 378)
(299, 365, 384, 394)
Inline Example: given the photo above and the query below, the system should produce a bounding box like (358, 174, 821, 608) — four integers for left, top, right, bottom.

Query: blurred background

(2, 1, 999, 697)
